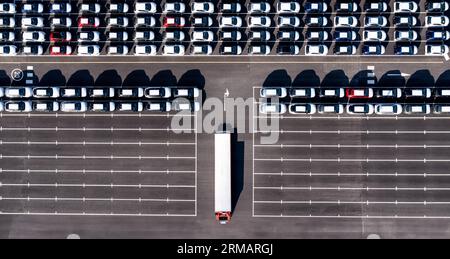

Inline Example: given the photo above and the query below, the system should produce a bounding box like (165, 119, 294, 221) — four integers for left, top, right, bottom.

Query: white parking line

(0, 141, 196, 146)
(256, 130, 450, 134)
(2, 183, 195, 188)
(254, 158, 450, 162)
(254, 172, 450, 177)
(2, 197, 195, 202)
(255, 200, 450, 205)
(255, 144, 450, 148)
(0, 127, 194, 132)
(0, 155, 195, 160)
(254, 186, 450, 191)
(0, 169, 196, 174)
(0, 212, 196, 217)
(253, 214, 450, 219)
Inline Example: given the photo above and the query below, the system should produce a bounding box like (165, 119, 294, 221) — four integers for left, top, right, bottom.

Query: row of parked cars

(0, 100, 201, 112)
(0, 86, 200, 99)
(260, 102, 450, 115)
(260, 87, 450, 99)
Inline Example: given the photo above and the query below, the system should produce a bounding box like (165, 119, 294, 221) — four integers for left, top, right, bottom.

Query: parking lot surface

(1, 53, 450, 238)
(0, 112, 198, 216)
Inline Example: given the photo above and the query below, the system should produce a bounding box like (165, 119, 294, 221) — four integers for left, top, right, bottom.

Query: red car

(163, 17, 185, 28)
(50, 45, 72, 56)
(50, 31, 72, 42)
(78, 17, 100, 28)
(346, 88, 374, 98)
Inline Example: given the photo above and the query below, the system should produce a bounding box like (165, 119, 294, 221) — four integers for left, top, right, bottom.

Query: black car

(426, 30, 450, 41)
(277, 44, 299, 55)
(426, 1, 449, 12)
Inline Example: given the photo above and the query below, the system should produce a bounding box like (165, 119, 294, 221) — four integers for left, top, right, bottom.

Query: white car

(259, 103, 287, 114)
(249, 45, 271, 55)
(164, 2, 186, 13)
(425, 44, 449, 55)
(117, 102, 144, 112)
(33, 102, 59, 112)
(22, 3, 43, 13)
(0, 45, 17, 56)
(135, 45, 157, 56)
(22, 31, 46, 42)
(163, 45, 185, 56)
(346, 104, 374, 115)
(61, 88, 87, 98)
(80, 3, 101, 13)
(364, 16, 388, 27)
(191, 45, 213, 55)
(249, 16, 272, 27)
(222, 3, 242, 12)
(394, 1, 418, 12)
(192, 31, 214, 42)
(22, 17, 44, 28)
(107, 45, 129, 55)
(305, 45, 329, 55)
(89, 88, 115, 98)
(278, 16, 301, 27)
(23, 45, 43, 55)
(248, 2, 271, 13)
(0, 3, 16, 14)
(0, 17, 14, 28)
(394, 30, 418, 41)
(145, 87, 171, 98)
(404, 104, 431, 114)
(77, 45, 101, 56)
(33, 87, 60, 98)
(377, 88, 402, 98)
(78, 31, 100, 42)
(135, 2, 157, 13)
(90, 102, 116, 112)
(334, 16, 358, 27)
(363, 30, 387, 41)
(51, 17, 72, 28)
(192, 2, 215, 13)
(0, 32, 14, 41)
(5, 87, 32, 98)
(134, 31, 155, 41)
(51, 3, 71, 13)
(425, 16, 450, 27)
(135, 16, 156, 27)
(146, 102, 170, 112)
(260, 88, 288, 98)
(375, 104, 403, 115)
(164, 31, 185, 41)
(219, 16, 243, 28)
(277, 2, 301, 13)
(108, 31, 128, 41)
(318, 104, 344, 114)
(109, 3, 129, 13)
(60, 102, 88, 112)
(5, 101, 32, 112)
(289, 104, 317, 114)
(108, 17, 129, 27)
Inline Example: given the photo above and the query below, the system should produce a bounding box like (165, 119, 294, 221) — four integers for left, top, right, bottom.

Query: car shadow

(39, 69, 66, 86)
(95, 70, 123, 87)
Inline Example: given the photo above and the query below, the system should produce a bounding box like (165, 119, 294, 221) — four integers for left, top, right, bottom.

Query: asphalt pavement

(0, 55, 450, 238)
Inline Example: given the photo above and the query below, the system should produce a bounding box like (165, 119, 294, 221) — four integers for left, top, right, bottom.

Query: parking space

(253, 85, 450, 218)
(0, 0, 448, 56)
(0, 64, 200, 218)
(0, 112, 198, 216)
